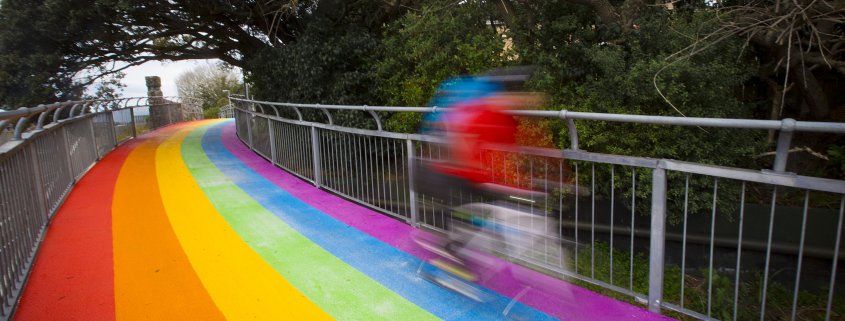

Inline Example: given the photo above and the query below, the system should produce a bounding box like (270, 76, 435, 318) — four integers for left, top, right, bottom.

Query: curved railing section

(231, 96, 845, 321)
(0, 96, 198, 318)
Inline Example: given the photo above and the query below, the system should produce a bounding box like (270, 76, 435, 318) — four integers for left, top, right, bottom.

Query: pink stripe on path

(219, 123, 674, 321)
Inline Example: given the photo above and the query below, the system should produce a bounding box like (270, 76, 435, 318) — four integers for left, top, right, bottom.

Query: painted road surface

(13, 119, 675, 321)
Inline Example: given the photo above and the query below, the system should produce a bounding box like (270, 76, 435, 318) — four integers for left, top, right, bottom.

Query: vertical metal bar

(269, 121, 277, 164)
(303, 126, 310, 178)
(733, 182, 747, 321)
(367, 136, 376, 204)
(559, 160, 564, 268)
(0, 169, 8, 318)
(394, 140, 408, 217)
(383, 138, 393, 214)
(707, 178, 718, 318)
(290, 124, 298, 172)
(377, 138, 385, 212)
(789, 190, 810, 321)
(331, 131, 339, 190)
(824, 196, 844, 321)
(648, 165, 667, 313)
(630, 168, 636, 292)
(348, 134, 356, 197)
(311, 126, 321, 187)
(334, 132, 342, 194)
(129, 107, 137, 138)
(681, 174, 690, 308)
(87, 116, 100, 160)
(278, 122, 285, 168)
(325, 130, 333, 188)
(346, 133, 353, 196)
(365, 136, 374, 202)
(247, 113, 254, 149)
(284, 123, 291, 169)
(575, 161, 580, 273)
(322, 130, 330, 187)
(109, 111, 118, 148)
(591, 163, 595, 279)
(773, 119, 795, 172)
(610, 165, 615, 285)
(355, 135, 363, 200)
(296, 125, 304, 174)
(406, 139, 418, 226)
(544, 161, 549, 263)
(372, 137, 379, 204)
(27, 144, 49, 223)
(393, 140, 402, 216)
(60, 126, 75, 183)
(760, 187, 779, 321)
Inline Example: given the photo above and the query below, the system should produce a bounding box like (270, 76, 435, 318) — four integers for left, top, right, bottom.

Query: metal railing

(218, 104, 235, 118)
(0, 96, 197, 320)
(231, 96, 845, 321)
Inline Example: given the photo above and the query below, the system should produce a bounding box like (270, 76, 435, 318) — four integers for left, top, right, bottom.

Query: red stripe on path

(13, 138, 144, 321)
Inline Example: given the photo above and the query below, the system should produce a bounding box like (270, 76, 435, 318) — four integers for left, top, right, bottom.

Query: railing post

(311, 126, 322, 187)
(87, 116, 100, 160)
(61, 123, 77, 181)
(247, 113, 254, 148)
(773, 118, 796, 172)
(27, 143, 49, 221)
(406, 139, 419, 226)
(129, 107, 137, 138)
(109, 111, 118, 148)
(268, 119, 277, 164)
(648, 162, 668, 313)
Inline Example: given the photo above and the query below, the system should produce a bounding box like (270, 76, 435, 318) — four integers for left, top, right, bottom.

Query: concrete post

(145, 76, 183, 128)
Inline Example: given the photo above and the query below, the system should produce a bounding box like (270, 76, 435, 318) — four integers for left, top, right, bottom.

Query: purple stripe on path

(219, 123, 674, 321)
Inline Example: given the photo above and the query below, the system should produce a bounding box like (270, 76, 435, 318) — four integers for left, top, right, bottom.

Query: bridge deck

(12, 119, 673, 320)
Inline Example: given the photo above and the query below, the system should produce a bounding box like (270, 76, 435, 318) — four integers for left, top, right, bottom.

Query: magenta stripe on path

(219, 123, 674, 321)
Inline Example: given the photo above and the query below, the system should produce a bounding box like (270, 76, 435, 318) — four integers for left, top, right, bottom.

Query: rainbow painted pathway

(13, 120, 673, 320)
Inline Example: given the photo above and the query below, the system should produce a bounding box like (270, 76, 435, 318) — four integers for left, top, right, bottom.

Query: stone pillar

(145, 76, 183, 129)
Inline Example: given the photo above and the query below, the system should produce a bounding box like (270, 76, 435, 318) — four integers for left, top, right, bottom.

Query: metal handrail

(229, 96, 845, 133)
(0, 96, 198, 321)
(0, 96, 189, 121)
(229, 96, 845, 173)
(231, 96, 845, 321)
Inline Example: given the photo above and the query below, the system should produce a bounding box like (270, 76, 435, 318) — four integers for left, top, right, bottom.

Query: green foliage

(509, 6, 767, 220)
(371, 1, 510, 132)
(826, 145, 845, 179)
(246, 18, 379, 128)
(575, 242, 845, 320)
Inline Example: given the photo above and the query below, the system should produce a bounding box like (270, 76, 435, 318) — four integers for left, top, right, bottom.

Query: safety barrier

(231, 96, 845, 321)
(0, 97, 198, 320)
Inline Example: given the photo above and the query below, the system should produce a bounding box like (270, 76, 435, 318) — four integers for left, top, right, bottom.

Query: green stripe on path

(180, 123, 439, 321)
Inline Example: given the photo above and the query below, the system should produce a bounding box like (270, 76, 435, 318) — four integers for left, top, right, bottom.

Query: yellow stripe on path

(155, 121, 333, 321)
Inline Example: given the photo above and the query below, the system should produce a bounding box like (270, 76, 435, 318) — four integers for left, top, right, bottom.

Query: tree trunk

(789, 61, 830, 119)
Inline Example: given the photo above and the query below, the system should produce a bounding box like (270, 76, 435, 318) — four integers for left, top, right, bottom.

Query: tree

(371, 0, 511, 132)
(0, 0, 417, 106)
(176, 64, 242, 119)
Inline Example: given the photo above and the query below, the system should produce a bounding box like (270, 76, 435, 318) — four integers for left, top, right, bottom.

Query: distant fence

(0, 97, 199, 320)
(218, 104, 235, 118)
(231, 96, 845, 321)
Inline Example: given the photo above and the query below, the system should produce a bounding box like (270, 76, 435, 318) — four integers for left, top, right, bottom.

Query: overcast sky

(117, 59, 226, 98)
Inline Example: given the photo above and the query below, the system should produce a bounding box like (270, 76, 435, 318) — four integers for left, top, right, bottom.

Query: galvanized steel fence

(231, 97, 845, 321)
(0, 97, 197, 320)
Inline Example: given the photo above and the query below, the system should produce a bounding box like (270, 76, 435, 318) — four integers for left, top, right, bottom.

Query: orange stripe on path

(111, 122, 224, 320)
(13, 133, 139, 321)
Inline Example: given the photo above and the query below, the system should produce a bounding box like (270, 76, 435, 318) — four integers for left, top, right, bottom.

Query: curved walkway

(12, 119, 673, 320)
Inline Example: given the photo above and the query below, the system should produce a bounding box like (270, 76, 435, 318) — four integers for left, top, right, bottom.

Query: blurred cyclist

(414, 67, 551, 300)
